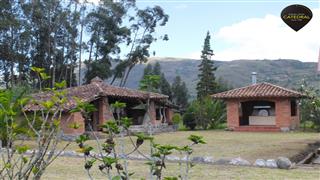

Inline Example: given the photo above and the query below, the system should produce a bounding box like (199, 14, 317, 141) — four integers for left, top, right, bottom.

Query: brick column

(61, 112, 85, 135)
(99, 97, 114, 126)
(226, 100, 240, 129)
(148, 101, 157, 125)
(275, 99, 291, 129)
(165, 108, 174, 125)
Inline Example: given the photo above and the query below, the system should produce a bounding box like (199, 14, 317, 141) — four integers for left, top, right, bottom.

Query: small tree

(0, 67, 79, 179)
(75, 100, 206, 180)
(139, 63, 172, 98)
(183, 108, 197, 130)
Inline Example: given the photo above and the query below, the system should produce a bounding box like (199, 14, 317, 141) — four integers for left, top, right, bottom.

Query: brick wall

(165, 108, 174, 125)
(226, 98, 300, 131)
(99, 97, 114, 125)
(148, 100, 157, 125)
(60, 112, 85, 135)
(275, 99, 291, 128)
(226, 100, 240, 129)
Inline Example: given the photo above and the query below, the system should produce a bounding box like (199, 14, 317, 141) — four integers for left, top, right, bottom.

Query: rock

(166, 156, 180, 161)
(230, 157, 250, 166)
(254, 159, 266, 167)
(276, 157, 292, 169)
(280, 127, 290, 132)
(191, 156, 205, 163)
(58, 151, 64, 156)
(63, 151, 77, 157)
(215, 158, 231, 165)
(203, 156, 214, 163)
(266, 159, 277, 168)
(26, 150, 34, 155)
(312, 156, 320, 164)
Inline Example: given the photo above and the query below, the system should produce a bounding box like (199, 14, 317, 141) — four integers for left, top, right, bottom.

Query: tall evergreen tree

(196, 31, 218, 99)
(152, 62, 161, 75)
(143, 64, 153, 77)
(160, 73, 172, 99)
(171, 76, 189, 109)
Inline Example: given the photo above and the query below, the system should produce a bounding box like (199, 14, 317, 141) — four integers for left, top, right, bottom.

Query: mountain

(120, 58, 320, 98)
(80, 58, 320, 99)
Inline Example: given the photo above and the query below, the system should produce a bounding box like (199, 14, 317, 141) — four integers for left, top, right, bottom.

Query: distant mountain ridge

(118, 58, 320, 99)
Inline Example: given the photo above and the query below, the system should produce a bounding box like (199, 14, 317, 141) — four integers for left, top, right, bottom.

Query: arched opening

(240, 100, 276, 126)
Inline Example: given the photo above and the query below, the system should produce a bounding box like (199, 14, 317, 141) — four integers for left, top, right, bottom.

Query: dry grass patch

(20, 131, 319, 162)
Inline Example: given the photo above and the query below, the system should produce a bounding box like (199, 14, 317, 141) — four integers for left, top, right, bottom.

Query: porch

(239, 100, 276, 126)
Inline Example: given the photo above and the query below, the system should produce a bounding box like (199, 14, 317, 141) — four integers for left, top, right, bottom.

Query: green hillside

(119, 58, 320, 99)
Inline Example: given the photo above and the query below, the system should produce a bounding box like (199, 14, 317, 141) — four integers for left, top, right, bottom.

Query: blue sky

(133, 0, 320, 62)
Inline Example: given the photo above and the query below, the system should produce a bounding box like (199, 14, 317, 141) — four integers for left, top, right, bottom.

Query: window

(291, 100, 297, 116)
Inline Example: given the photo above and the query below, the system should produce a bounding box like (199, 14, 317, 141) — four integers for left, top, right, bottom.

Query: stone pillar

(226, 100, 240, 129)
(60, 112, 85, 135)
(99, 97, 114, 126)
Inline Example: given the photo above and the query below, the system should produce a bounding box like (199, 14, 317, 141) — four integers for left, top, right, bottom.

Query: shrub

(299, 81, 320, 132)
(172, 113, 182, 124)
(183, 96, 226, 130)
(183, 107, 197, 130)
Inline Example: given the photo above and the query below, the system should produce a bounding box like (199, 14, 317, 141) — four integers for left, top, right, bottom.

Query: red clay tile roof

(211, 82, 304, 99)
(24, 77, 168, 111)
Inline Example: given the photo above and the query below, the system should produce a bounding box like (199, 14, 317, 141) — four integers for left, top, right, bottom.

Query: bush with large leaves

(183, 96, 226, 130)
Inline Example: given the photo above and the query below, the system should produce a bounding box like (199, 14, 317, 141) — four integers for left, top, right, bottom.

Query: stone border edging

(1, 148, 298, 169)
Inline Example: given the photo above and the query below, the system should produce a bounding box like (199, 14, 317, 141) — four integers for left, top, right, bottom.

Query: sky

(90, 0, 320, 62)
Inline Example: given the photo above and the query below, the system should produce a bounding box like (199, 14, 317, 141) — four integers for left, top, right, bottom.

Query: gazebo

(211, 82, 305, 132)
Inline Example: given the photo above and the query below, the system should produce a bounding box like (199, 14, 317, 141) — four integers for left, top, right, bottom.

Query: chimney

(251, 72, 257, 84)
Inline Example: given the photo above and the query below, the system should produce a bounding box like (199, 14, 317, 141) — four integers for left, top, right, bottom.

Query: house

(24, 77, 176, 136)
(211, 78, 305, 132)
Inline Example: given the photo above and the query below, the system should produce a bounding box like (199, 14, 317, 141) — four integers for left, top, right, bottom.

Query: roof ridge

(211, 82, 263, 96)
(102, 83, 168, 98)
(211, 82, 304, 99)
(261, 82, 302, 95)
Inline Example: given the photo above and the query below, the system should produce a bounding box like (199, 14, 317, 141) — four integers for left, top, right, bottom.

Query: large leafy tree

(196, 31, 218, 99)
(84, 1, 168, 86)
(84, 0, 133, 83)
(0, 1, 168, 90)
(115, 6, 169, 87)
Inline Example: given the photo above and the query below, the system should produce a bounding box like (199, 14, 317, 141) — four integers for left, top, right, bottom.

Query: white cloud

(213, 8, 320, 62)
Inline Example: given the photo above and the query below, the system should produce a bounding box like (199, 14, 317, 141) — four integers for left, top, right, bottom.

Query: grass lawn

(21, 130, 319, 162)
(43, 156, 320, 180)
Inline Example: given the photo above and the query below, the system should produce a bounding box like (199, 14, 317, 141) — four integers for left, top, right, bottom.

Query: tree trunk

(120, 64, 133, 87)
(78, 22, 84, 86)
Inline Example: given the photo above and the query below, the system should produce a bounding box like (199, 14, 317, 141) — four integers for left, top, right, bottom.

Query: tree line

(139, 62, 189, 109)
(0, 0, 168, 89)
